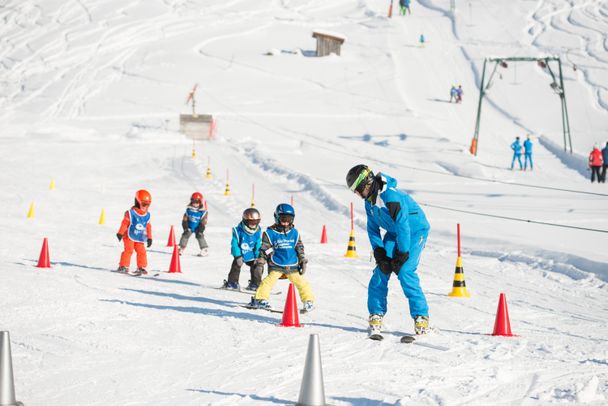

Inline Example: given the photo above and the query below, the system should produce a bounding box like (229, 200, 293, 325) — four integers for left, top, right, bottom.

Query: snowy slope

(1, 0, 607, 405)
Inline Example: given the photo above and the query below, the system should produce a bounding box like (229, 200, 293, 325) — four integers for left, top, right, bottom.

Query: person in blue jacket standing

(223, 208, 263, 291)
(346, 165, 430, 338)
(510, 137, 523, 170)
(601, 141, 608, 183)
(523, 134, 533, 171)
(178, 192, 209, 256)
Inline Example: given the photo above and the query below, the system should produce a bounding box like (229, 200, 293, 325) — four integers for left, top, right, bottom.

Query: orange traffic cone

(36, 238, 51, 268)
(492, 293, 514, 336)
(167, 225, 176, 247)
(320, 225, 328, 244)
(279, 283, 302, 327)
(168, 245, 182, 273)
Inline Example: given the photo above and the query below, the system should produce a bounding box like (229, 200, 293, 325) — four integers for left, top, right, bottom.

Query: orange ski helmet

(135, 189, 152, 207)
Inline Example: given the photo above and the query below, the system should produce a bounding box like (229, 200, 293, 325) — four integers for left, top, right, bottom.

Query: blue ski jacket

(511, 140, 522, 154)
(365, 173, 430, 258)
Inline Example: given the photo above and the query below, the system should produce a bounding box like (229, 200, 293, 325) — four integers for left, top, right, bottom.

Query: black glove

(299, 258, 308, 275)
(373, 247, 392, 275)
(147, 238, 153, 248)
(234, 256, 244, 267)
(116, 233, 123, 242)
(391, 249, 409, 275)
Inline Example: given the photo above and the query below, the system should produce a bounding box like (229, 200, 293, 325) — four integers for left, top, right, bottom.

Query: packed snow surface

(1, 0, 607, 405)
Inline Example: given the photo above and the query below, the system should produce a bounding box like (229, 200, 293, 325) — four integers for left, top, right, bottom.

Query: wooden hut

(179, 114, 215, 140)
(312, 31, 346, 57)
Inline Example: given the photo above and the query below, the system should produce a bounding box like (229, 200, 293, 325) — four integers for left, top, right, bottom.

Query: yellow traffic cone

(49, 179, 56, 190)
(191, 148, 197, 159)
(27, 202, 35, 219)
(99, 208, 106, 225)
(206, 166, 212, 179)
(224, 182, 231, 196)
(448, 256, 470, 297)
(344, 229, 358, 258)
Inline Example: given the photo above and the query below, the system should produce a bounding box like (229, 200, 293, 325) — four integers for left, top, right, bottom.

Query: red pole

(290, 195, 294, 206)
(457, 223, 461, 257)
(350, 202, 354, 230)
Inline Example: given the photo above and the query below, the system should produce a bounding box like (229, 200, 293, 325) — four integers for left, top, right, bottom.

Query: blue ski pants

(524, 153, 533, 170)
(367, 230, 429, 319)
(511, 153, 523, 169)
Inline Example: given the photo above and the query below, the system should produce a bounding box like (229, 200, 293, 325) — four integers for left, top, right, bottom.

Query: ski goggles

(190, 199, 202, 205)
(350, 168, 372, 193)
(278, 214, 294, 223)
(141, 202, 150, 208)
(244, 218, 260, 227)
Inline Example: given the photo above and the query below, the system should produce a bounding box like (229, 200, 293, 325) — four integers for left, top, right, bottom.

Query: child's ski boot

(301, 301, 314, 313)
(244, 280, 259, 292)
(368, 314, 384, 341)
(247, 297, 270, 310)
(115, 266, 128, 273)
(198, 248, 208, 257)
(414, 315, 430, 335)
(222, 280, 240, 290)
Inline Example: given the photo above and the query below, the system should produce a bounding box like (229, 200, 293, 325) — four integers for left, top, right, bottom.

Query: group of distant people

(450, 85, 463, 103)
(510, 135, 534, 171)
(589, 142, 608, 183)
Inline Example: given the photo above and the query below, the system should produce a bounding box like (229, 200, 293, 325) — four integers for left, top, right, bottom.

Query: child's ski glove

(391, 249, 409, 275)
(373, 247, 392, 275)
(147, 238, 153, 248)
(299, 258, 308, 275)
(116, 233, 123, 242)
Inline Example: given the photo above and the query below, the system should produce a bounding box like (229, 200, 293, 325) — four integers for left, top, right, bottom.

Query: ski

(239, 304, 283, 314)
(400, 335, 416, 344)
(215, 287, 280, 295)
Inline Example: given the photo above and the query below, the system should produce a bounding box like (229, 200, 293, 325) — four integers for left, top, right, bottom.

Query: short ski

(400, 335, 416, 344)
(239, 304, 283, 314)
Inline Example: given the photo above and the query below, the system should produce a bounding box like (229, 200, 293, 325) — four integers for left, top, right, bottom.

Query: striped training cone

(344, 229, 358, 258)
(224, 182, 231, 196)
(448, 256, 470, 297)
(206, 166, 212, 179)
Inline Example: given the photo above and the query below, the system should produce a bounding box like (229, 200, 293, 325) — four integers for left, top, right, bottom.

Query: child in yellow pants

(248, 203, 315, 312)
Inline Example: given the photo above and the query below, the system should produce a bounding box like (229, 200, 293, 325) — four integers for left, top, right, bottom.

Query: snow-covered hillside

(1, 0, 607, 405)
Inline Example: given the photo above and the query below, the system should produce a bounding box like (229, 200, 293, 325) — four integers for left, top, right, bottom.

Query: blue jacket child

(178, 192, 208, 256)
(346, 165, 431, 337)
(223, 208, 263, 291)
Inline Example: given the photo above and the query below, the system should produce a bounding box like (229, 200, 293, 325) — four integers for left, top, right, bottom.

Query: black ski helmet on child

(274, 203, 295, 224)
(242, 207, 261, 230)
(346, 164, 374, 194)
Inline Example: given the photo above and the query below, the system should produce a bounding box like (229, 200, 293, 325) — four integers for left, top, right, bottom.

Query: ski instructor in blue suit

(346, 164, 431, 337)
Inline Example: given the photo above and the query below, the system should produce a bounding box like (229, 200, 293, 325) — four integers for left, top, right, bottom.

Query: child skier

(247, 203, 315, 312)
(222, 208, 263, 291)
(178, 192, 209, 256)
(116, 189, 153, 276)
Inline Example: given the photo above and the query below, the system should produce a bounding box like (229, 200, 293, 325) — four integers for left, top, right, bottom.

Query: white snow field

(1, 0, 607, 405)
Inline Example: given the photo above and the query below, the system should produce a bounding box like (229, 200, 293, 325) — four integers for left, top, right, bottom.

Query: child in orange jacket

(116, 189, 153, 276)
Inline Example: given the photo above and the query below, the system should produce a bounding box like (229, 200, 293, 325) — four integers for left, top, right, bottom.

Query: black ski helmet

(346, 164, 374, 193)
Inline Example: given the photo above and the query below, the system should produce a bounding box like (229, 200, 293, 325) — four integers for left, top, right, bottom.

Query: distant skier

(346, 165, 431, 338)
(419, 34, 425, 47)
(178, 192, 209, 256)
(523, 134, 533, 171)
(601, 142, 608, 183)
(247, 203, 315, 313)
(510, 137, 523, 170)
(222, 208, 263, 291)
(116, 189, 153, 276)
(449, 85, 457, 103)
(455, 85, 463, 103)
(399, 0, 411, 15)
(588, 144, 604, 183)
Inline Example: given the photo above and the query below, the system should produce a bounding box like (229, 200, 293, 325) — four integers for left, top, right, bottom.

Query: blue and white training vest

(186, 207, 207, 231)
(128, 209, 150, 242)
(266, 227, 299, 267)
(232, 224, 262, 262)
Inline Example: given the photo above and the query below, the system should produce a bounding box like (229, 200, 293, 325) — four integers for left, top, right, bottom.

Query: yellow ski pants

(255, 271, 315, 302)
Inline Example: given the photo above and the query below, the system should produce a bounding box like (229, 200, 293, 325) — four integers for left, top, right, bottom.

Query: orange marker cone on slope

(36, 238, 51, 268)
(320, 225, 328, 244)
(279, 283, 302, 327)
(492, 293, 514, 336)
(168, 245, 182, 273)
(167, 225, 176, 247)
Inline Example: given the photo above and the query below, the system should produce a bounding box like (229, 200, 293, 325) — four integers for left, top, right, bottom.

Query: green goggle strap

(350, 168, 371, 192)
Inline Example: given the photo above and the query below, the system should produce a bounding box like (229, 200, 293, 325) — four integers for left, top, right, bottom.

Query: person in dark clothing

(601, 142, 608, 183)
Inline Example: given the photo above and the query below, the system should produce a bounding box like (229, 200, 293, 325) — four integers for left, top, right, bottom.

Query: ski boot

(414, 315, 430, 335)
(301, 301, 314, 313)
(178, 246, 184, 256)
(198, 248, 208, 257)
(222, 280, 240, 290)
(247, 297, 270, 310)
(116, 266, 128, 273)
(137, 268, 148, 275)
(368, 314, 384, 340)
(244, 280, 259, 292)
